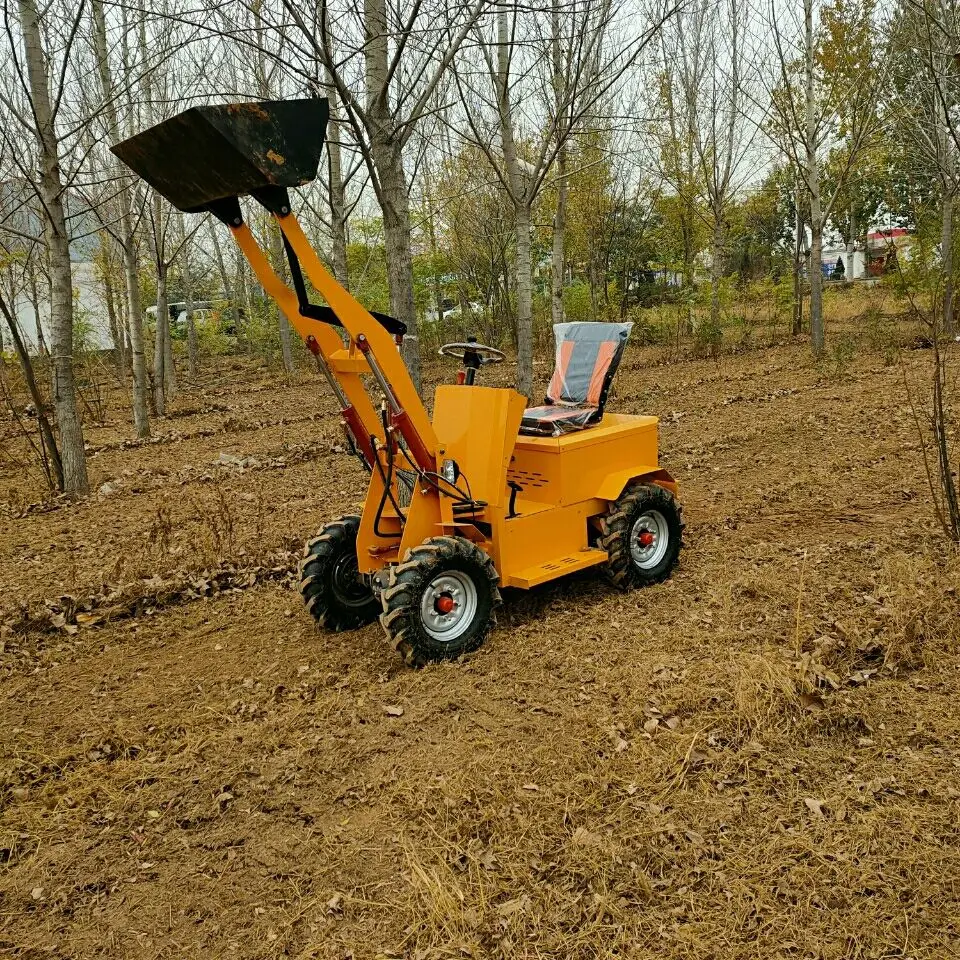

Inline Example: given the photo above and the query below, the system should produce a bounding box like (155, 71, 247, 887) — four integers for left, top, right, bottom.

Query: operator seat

(519, 321, 633, 436)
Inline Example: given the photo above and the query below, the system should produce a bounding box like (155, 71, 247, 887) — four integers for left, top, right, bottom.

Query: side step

(506, 549, 607, 589)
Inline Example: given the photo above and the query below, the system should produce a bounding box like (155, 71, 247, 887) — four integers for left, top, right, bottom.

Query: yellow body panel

(432, 385, 526, 509)
(354, 383, 670, 587)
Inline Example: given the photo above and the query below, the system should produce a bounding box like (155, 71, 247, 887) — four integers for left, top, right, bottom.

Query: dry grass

(1, 309, 959, 959)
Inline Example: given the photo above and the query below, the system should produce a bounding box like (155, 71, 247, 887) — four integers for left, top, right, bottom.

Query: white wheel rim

(420, 570, 478, 642)
(630, 510, 670, 570)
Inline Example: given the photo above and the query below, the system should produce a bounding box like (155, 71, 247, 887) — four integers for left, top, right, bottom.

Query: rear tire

(600, 483, 683, 589)
(299, 515, 380, 631)
(379, 536, 501, 667)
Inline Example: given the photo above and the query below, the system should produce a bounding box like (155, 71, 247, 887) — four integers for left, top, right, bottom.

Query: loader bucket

(110, 99, 329, 212)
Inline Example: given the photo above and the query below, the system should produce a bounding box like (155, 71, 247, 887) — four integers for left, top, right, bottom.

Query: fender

(597, 467, 679, 503)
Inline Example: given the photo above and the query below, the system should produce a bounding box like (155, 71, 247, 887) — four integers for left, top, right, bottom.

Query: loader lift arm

(111, 99, 439, 482)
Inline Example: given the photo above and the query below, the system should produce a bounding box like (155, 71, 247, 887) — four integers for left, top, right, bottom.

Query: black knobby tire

(299, 515, 380, 631)
(599, 483, 683, 589)
(379, 536, 501, 667)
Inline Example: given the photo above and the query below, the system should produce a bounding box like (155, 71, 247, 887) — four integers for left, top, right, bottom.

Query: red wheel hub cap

(435, 594, 456, 614)
(638, 531, 655, 547)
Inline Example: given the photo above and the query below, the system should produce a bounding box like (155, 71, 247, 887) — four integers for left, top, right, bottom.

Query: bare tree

(91, 0, 151, 437)
(891, 0, 960, 338)
(681, 0, 762, 334)
(767, 0, 883, 355)
(242, 0, 492, 391)
(454, 0, 675, 395)
(4, 0, 90, 494)
(0, 290, 63, 490)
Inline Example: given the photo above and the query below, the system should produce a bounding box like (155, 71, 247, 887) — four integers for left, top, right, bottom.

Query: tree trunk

(942, 191, 955, 338)
(267, 222, 296, 373)
(235, 243, 252, 351)
(497, 8, 533, 396)
(153, 262, 168, 415)
(102, 249, 122, 367)
(123, 237, 150, 436)
(804, 0, 824, 356)
(682, 211, 694, 334)
(847, 204, 857, 281)
(425, 172, 445, 333)
(183, 236, 198, 380)
(163, 297, 177, 398)
(809, 217, 824, 353)
(0, 291, 63, 489)
(93, 0, 149, 437)
(551, 0, 566, 328)
(209, 220, 243, 347)
(710, 213, 723, 331)
(18, 0, 88, 494)
(552, 165, 566, 326)
(514, 203, 534, 398)
(326, 74, 350, 289)
(376, 140, 420, 387)
(792, 183, 804, 336)
(28, 269, 48, 355)
(365, 0, 421, 391)
(792, 244, 804, 336)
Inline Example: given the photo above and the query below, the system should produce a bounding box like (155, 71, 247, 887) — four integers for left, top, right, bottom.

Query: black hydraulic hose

(371, 407, 408, 539)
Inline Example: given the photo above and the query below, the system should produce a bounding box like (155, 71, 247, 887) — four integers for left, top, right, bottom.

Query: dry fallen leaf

(383, 705, 404, 717)
(495, 895, 530, 917)
(803, 797, 827, 818)
(800, 692, 826, 712)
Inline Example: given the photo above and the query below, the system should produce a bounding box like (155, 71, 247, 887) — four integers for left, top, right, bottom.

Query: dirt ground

(1, 335, 958, 959)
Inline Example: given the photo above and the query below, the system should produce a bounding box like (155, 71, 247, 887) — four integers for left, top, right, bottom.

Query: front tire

(299, 515, 380, 631)
(379, 536, 501, 667)
(600, 483, 683, 589)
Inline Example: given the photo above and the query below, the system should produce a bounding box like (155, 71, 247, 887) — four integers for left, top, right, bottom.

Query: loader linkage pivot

(112, 97, 681, 668)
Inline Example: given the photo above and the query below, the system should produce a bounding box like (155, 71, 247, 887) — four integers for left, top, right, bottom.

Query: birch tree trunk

(210, 221, 242, 347)
(183, 235, 198, 380)
(123, 237, 150, 435)
(551, 0, 566, 327)
(365, 0, 421, 391)
(793, 226, 804, 336)
(102, 248, 123, 368)
(18, 0, 89, 494)
(515, 203, 534, 396)
(153, 259, 169, 415)
(846, 204, 857, 280)
(252, 7, 295, 374)
(497, 9, 534, 397)
(92, 0, 150, 437)
(552, 159, 567, 326)
(235, 244, 252, 350)
(326, 74, 350, 289)
(268, 223, 295, 373)
(28, 270, 48, 355)
(710, 213, 723, 332)
(942, 191, 955, 338)
(804, 0, 825, 356)
(0, 291, 63, 489)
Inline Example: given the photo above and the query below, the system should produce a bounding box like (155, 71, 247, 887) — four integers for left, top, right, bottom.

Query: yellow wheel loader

(113, 98, 683, 666)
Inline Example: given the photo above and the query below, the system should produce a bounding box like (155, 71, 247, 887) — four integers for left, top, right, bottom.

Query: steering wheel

(438, 341, 506, 364)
